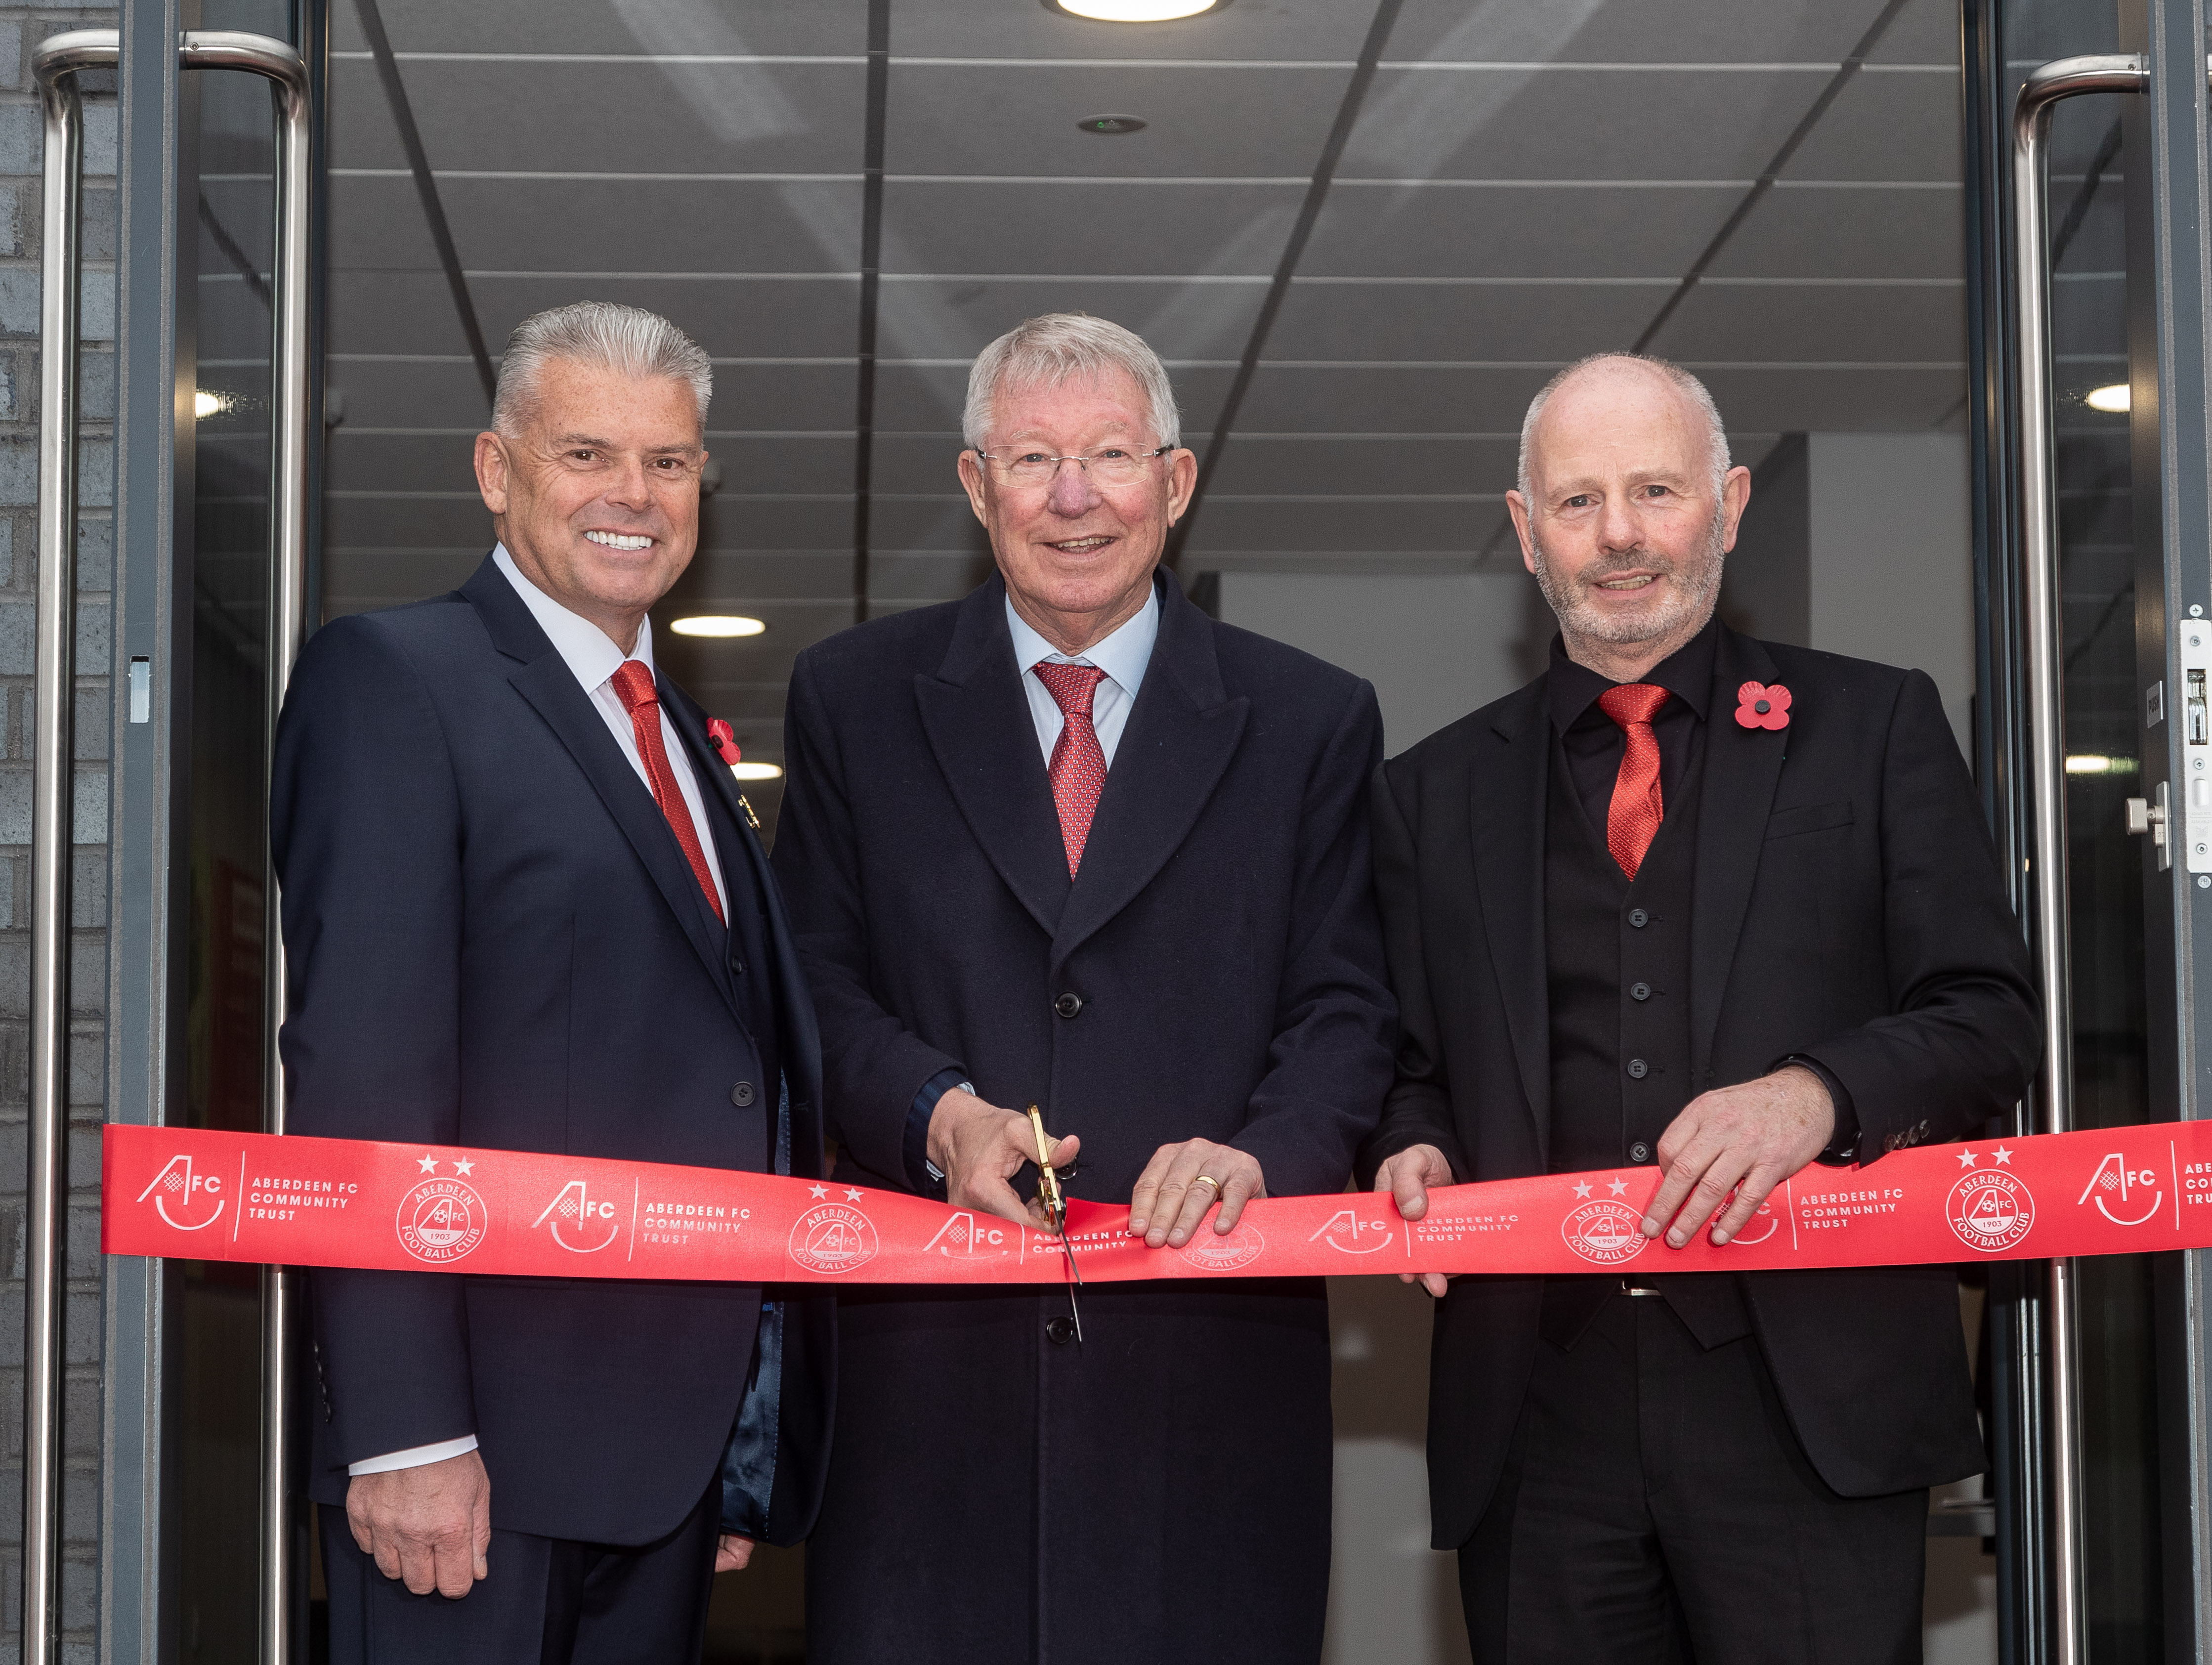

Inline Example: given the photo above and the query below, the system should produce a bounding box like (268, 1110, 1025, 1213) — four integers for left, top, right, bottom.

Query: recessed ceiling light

(1076, 114, 1147, 135)
(732, 761, 784, 782)
(2066, 753, 2137, 774)
(2086, 383, 2130, 413)
(1050, 0, 1223, 19)
(670, 615, 766, 638)
(193, 390, 224, 419)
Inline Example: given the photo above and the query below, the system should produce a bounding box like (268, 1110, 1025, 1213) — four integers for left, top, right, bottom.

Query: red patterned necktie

(1032, 662, 1110, 877)
(609, 660, 724, 923)
(1596, 683, 1669, 881)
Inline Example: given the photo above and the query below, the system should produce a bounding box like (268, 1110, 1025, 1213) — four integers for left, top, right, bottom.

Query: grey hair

(1515, 351, 1730, 504)
(962, 313, 1182, 452)
(492, 301, 713, 436)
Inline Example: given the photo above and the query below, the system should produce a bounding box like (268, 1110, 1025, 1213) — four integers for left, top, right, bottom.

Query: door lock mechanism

(2126, 780, 2171, 870)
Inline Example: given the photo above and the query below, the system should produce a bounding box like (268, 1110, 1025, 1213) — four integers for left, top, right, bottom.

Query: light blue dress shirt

(1005, 586, 1160, 768)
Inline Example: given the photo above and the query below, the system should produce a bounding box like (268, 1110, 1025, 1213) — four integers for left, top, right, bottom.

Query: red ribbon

(99, 1121, 2212, 1283)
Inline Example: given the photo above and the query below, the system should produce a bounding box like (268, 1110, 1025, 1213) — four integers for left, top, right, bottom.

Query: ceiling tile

(889, 0, 1374, 62)
(335, 0, 869, 55)
(1302, 183, 1742, 279)
(1776, 68, 1962, 182)
(1265, 280, 1662, 360)
(1644, 282, 1966, 365)
(1707, 185, 1964, 280)
(881, 180, 1300, 277)
(1385, 0, 1891, 65)
(876, 277, 1264, 363)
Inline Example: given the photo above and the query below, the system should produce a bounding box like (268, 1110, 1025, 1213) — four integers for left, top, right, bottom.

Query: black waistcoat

(1539, 728, 1748, 1350)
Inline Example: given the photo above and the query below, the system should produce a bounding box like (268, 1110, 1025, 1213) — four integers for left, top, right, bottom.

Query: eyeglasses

(974, 445, 1174, 489)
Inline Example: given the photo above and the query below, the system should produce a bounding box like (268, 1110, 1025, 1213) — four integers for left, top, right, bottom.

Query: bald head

(1506, 352, 1751, 682)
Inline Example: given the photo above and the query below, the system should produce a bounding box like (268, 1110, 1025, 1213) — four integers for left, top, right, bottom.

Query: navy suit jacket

(272, 555, 833, 1547)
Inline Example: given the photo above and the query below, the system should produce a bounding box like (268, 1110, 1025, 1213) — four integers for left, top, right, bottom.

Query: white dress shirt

(1006, 586, 1159, 768)
(348, 546, 731, 1480)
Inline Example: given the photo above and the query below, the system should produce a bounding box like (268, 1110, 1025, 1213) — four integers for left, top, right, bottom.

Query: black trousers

(320, 1478, 721, 1665)
(1459, 1290, 1930, 1665)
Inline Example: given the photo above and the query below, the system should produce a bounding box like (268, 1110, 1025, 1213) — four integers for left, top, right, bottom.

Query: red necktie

(1033, 662, 1109, 876)
(609, 660, 724, 924)
(1597, 683, 1668, 881)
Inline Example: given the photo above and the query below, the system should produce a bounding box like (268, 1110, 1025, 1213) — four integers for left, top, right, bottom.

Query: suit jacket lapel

(1474, 682, 1553, 1162)
(462, 557, 737, 1011)
(1689, 626, 1789, 1080)
(1050, 575, 1249, 969)
(915, 576, 1074, 938)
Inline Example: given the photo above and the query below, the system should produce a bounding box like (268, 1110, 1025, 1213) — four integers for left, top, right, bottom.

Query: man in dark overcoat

(773, 313, 1397, 1663)
(1364, 352, 2040, 1662)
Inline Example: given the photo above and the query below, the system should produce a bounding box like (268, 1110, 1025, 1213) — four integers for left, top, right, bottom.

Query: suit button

(1630, 1142, 1651, 1162)
(730, 1082, 757, 1108)
(1626, 1059, 1649, 1080)
(1630, 982, 1652, 1001)
(1054, 993, 1084, 1019)
(1628, 908, 1650, 928)
(1045, 1316, 1076, 1346)
(730, 958, 745, 976)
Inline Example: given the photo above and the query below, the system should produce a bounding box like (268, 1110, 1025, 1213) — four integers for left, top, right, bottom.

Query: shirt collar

(493, 542, 653, 692)
(1545, 610, 1719, 735)
(1004, 580, 1161, 700)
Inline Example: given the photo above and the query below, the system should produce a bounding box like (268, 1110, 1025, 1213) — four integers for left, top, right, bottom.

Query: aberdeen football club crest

(1949, 1158, 2035, 1253)
(788, 1203, 879, 1274)
(1561, 1198, 1647, 1266)
(396, 1177, 486, 1264)
(1179, 1221, 1265, 1271)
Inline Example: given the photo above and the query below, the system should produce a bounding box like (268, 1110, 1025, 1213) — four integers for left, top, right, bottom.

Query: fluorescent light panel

(671, 615, 767, 638)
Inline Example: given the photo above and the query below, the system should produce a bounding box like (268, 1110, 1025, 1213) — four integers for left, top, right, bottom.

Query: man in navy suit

(273, 302, 831, 1663)
(773, 313, 1397, 1663)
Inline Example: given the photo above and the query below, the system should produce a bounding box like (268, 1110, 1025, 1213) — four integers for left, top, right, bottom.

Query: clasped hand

(927, 1089, 1264, 1248)
(1371, 1065, 1836, 1297)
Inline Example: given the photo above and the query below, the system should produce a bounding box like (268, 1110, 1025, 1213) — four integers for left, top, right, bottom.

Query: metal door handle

(24, 28, 311, 1665)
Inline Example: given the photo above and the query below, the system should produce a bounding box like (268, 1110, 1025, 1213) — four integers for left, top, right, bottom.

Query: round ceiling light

(670, 615, 766, 638)
(732, 761, 784, 782)
(1050, 0, 1223, 18)
(2085, 383, 2130, 413)
(1076, 114, 1147, 135)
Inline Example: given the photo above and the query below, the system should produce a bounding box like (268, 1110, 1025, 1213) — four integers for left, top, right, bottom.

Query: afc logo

(1308, 1207, 1394, 1255)
(2078, 1152, 2163, 1227)
(533, 1180, 620, 1253)
(135, 1153, 225, 1232)
(922, 1211, 1010, 1257)
(1948, 1164, 2035, 1254)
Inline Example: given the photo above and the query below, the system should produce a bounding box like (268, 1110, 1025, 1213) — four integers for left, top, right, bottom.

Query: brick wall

(0, 9, 119, 1663)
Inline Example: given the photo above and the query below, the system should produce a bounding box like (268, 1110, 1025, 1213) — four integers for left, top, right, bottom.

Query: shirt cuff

(1776, 1054, 1860, 1165)
(906, 1068, 971, 1201)
(347, 1434, 479, 1477)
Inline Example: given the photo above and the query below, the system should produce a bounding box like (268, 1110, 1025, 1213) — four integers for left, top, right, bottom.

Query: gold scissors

(1027, 1104, 1083, 1342)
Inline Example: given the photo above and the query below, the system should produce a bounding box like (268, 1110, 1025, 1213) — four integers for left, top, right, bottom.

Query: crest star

(452, 1158, 474, 1177)
(1574, 1181, 1593, 1198)
(1608, 1177, 1629, 1197)
(1958, 1148, 1978, 1169)
(808, 1184, 828, 1199)
(417, 1154, 438, 1175)
(844, 1188, 864, 1201)
(1993, 1146, 2013, 1165)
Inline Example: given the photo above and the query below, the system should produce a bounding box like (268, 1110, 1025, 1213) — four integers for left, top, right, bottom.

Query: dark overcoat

(1361, 625, 2041, 1549)
(272, 555, 833, 1547)
(773, 570, 1397, 1665)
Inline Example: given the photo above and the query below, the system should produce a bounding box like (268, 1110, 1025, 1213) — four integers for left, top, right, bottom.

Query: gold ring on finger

(1191, 1175, 1221, 1197)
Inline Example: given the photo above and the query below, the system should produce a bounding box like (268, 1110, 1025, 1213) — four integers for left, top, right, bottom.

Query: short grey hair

(1516, 352, 1730, 503)
(963, 313, 1182, 452)
(492, 301, 713, 436)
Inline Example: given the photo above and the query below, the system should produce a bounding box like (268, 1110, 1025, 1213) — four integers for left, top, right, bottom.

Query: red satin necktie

(609, 660, 724, 923)
(1597, 683, 1669, 881)
(1032, 662, 1110, 876)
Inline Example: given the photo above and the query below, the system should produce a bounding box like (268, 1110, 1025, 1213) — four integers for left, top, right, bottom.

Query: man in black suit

(274, 302, 831, 1663)
(1364, 352, 2038, 1663)
(772, 313, 1396, 1663)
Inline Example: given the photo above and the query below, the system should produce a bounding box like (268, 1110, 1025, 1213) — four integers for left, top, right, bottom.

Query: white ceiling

(269, 0, 1977, 773)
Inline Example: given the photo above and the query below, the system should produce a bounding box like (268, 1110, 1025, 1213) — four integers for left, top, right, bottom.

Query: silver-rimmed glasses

(974, 445, 1174, 488)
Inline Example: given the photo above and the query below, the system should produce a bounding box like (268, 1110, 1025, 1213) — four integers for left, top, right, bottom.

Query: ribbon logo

(1561, 1196, 1647, 1266)
(921, 1211, 1011, 1257)
(1948, 1154, 2035, 1253)
(135, 1153, 225, 1232)
(395, 1177, 486, 1264)
(532, 1179, 620, 1253)
(788, 1203, 879, 1274)
(1309, 1208, 1394, 1255)
(2077, 1153, 2163, 1227)
(1179, 1221, 1265, 1271)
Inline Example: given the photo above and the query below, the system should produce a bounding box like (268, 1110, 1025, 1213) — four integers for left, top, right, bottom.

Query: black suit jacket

(271, 555, 833, 1546)
(773, 571, 1396, 1664)
(1362, 624, 2040, 1547)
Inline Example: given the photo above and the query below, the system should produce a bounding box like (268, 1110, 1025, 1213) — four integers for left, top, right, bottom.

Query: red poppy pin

(1735, 681, 1791, 731)
(706, 719, 742, 766)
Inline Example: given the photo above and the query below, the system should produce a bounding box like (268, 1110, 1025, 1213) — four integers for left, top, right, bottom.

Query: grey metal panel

(1385, 0, 1904, 65)
(331, 0, 870, 58)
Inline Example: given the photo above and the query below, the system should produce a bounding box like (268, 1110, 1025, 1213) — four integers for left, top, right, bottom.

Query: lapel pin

(1735, 681, 1791, 731)
(707, 718, 764, 830)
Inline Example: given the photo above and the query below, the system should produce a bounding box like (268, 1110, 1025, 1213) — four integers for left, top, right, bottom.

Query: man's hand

(927, 1087, 1081, 1229)
(1374, 1143, 1456, 1297)
(1641, 1065, 1835, 1248)
(1129, 1139, 1266, 1248)
(345, 1448, 491, 1598)
(716, 1534, 756, 1573)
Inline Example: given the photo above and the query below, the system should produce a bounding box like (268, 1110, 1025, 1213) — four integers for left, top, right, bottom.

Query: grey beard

(1530, 511, 1727, 648)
